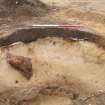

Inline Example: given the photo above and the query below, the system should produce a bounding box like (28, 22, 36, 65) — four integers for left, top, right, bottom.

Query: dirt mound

(0, 0, 49, 17)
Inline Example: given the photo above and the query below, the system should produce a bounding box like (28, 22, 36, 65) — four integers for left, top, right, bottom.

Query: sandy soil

(0, 0, 105, 105)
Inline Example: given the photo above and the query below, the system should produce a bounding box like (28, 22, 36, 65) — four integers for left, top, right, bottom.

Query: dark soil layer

(0, 27, 104, 50)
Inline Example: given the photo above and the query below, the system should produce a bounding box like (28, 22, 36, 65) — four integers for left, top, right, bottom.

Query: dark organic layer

(0, 27, 104, 50)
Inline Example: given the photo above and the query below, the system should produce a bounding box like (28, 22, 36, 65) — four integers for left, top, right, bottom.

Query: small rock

(7, 53, 33, 80)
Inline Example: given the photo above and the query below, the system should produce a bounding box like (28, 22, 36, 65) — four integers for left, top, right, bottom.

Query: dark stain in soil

(0, 27, 105, 50)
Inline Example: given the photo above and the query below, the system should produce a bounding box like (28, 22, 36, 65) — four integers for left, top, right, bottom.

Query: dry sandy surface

(0, 0, 105, 105)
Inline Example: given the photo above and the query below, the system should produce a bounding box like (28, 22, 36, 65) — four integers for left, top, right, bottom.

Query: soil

(0, 0, 49, 17)
(0, 0, 105, 105)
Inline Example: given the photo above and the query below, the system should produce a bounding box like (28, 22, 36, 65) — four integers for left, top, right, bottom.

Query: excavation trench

(0, 27, 105, 105)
